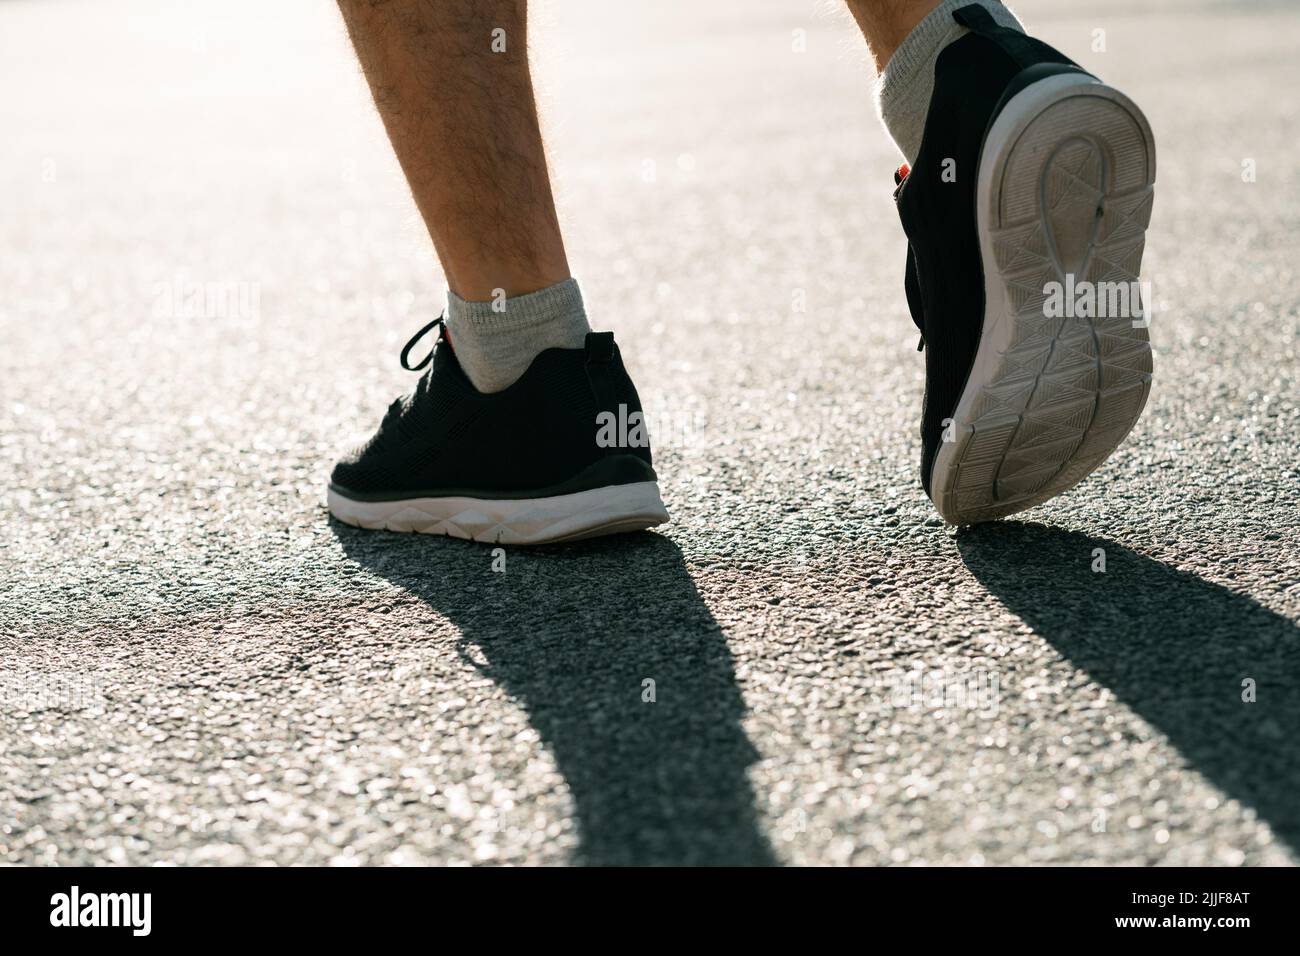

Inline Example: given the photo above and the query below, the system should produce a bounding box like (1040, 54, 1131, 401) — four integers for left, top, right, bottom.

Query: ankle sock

(444, 277, 591, 393)
(875, 0, 1025, 164)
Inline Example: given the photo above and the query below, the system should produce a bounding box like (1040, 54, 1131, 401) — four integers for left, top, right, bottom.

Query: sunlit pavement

(2, 0, 1297, 865)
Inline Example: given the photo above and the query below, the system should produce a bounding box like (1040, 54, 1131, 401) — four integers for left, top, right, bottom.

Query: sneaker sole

(930, 72, 1156, 525)
(328, 480, 670, 545)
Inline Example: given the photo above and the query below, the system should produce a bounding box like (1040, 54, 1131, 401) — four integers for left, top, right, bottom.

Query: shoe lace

(399, 313, 445, 371)
(375, 314, 446, 441)
(893, 165, 927, 352)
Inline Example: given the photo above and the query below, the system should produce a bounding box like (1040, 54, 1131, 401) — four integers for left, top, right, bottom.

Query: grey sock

(875, 0, 1025, 164)
(444, 277, 591, 393)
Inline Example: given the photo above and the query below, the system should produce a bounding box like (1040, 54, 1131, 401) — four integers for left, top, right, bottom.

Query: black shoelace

(373, 314, 447, 445)
(399, 314, 445, 372)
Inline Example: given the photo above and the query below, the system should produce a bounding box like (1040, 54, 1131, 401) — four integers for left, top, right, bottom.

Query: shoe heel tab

(584, 330, 616, 364)
(952, 4, 999, 32)
(952, 4, 1079, 71)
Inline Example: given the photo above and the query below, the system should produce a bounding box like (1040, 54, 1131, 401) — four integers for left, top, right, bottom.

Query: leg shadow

(332, 525, 775, 866)
(957, 521, 1300, 853)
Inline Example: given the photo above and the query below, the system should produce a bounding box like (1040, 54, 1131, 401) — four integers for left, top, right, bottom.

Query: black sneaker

(896, 4, 1155, 524)
(328, 317, 669, 544)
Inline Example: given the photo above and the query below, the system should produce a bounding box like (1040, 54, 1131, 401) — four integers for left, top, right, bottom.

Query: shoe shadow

(331, 524, 776, 866)
(956, 521, 1300, 854)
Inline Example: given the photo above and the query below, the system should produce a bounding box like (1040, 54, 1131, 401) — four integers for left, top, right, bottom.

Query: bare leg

(327, 0, 666, 545)
(844, 0, 943, 73)
(336, 0, 569, 300)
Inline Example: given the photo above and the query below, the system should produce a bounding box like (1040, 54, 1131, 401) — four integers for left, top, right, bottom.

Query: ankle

(848, 0, 943, 73)
(444, 277, 592, 394)
(445, 263, 573, 303)
(873, 0, 1025, 163)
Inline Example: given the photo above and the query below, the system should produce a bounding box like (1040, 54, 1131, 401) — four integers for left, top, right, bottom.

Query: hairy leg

(336, 0, 569, 300)
(844, 0, 943, 72)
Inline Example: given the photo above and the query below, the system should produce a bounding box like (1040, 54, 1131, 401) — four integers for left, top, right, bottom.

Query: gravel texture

(1, 0, 1297, 865)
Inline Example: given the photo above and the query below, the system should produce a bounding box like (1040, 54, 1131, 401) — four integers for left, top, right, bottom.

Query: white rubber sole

(930, 73, 1156, 525)
(328, 480, 670, 545)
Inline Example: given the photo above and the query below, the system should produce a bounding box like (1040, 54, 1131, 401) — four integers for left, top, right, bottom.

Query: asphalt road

(2, 0, 1298, 865)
